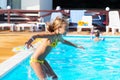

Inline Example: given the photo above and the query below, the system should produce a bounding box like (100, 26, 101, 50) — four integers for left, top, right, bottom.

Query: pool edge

(0, 51, 32, 77)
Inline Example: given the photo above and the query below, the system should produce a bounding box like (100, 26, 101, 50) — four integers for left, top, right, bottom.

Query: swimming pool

(1, 36, 120, 80)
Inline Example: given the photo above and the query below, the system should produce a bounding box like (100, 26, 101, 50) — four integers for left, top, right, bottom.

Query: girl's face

(57, 23, 67, 35)
(53, 18, 68, 35)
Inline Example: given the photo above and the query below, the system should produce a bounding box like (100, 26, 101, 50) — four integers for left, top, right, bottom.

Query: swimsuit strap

(30, 57, 44, 64)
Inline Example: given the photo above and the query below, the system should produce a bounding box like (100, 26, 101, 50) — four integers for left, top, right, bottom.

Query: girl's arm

(100, 33, 105, 41)
(32, 32, 56, 39)
(90, 31, 94, 40)
(27, 32, 56, 43)
(25, 32, 56, 48)
(61, 39, 84, 49)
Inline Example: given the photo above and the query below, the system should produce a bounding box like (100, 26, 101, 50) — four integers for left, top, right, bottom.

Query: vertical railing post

(7, 9, 10, 23)
(105, 7, 110, 26)
(7, 6, 11, 23)
(105, 11, 110, 26)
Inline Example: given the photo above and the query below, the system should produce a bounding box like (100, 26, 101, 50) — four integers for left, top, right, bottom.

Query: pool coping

(0, 35, 120, 78)
(0, 41, 41, 78)
(0, 50, 33, 78)
(66, 34, 120, 37)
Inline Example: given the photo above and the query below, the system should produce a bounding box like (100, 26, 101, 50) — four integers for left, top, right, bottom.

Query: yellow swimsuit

(30, 57, 44, 64)
(30, 37, 59, 64)
(49, 39, 59, 47)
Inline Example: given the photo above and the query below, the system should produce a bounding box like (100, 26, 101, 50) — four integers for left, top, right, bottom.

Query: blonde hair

(47, 17, 68, 32)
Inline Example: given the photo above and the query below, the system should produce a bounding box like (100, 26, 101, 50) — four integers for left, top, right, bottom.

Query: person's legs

(30, 59, 46, 80)
(44, 60, 58, 80)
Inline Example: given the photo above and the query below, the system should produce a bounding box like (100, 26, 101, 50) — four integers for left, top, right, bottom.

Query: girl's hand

(25, 36, 35, 49)
(77, 46, 85, 49)
(25, 42, 33, 49)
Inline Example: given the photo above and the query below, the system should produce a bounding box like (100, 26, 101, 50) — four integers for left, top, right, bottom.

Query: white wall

(39, 0, 52, 10)
(0, 0, 7, 9)
(39, 0, 53, 22)
(21, 0, 53, 22)
(21, 0, 52, 10)
(21, 0, 40, 10)
(0, 0, 53, 10)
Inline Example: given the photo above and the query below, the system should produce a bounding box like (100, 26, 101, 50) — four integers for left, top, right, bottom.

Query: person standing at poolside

(25, 17, 84, 80)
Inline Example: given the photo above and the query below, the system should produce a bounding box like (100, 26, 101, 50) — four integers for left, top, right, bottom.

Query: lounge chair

(15, 23, 36, 32)
(34, 12, 62, 32)
(50, 12, 63, 23)
(35, 12, 62, 32)
(77, 16, 94, 32)
(106, 11, 120, 34)
(35, 22, 46, 31)
(69, 10, 86, 29)
(0, 23, 15, 31)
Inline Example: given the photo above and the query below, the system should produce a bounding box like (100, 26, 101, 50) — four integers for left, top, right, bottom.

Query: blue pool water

(1, 36, 120, 80)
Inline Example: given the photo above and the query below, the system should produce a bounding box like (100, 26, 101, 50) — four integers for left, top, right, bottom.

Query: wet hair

(47, 17, 68, 32)
(95, 30, 100, 37)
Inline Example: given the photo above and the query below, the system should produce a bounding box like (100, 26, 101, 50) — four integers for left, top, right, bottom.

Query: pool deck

(0, 31, 120, 78)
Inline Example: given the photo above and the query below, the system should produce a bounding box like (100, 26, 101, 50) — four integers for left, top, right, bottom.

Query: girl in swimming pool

(25, 17, 84, 80)
(91, 30, 105, 42)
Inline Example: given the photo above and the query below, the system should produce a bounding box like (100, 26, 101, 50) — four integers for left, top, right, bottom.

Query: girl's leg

(30, 42, 48, 80)
(44, 60, 58, 80)
(30, 62, 46, 80)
